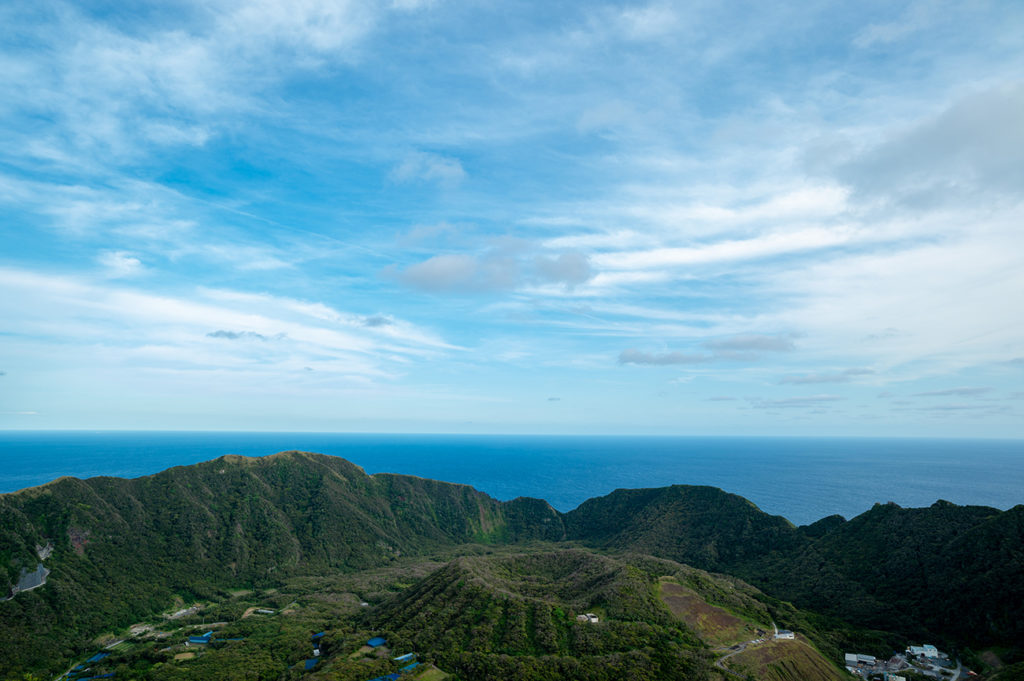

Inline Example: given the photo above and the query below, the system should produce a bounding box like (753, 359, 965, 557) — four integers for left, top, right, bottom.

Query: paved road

(712, 644, 748, 677)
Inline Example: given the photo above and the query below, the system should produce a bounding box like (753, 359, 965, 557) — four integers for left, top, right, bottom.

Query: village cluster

(844, 644, 977, 680)
(55, 601, 447, 681)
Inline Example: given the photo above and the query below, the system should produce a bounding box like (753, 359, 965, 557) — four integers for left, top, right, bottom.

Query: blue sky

(1, 0, 1022, 435)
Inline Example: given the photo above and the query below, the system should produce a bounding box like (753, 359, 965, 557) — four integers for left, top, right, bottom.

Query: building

(907, 644, 939, 658)
(367, 636, 387, 647)
(187, 631, 213, 645)
(775, 630, 795, 640)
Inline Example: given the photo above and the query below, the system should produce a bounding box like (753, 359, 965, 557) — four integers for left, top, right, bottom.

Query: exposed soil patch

(67, 527, 90, 555)
(659, 579, 756, 646)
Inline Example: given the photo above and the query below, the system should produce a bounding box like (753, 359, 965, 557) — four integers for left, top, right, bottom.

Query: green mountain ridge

(1, 450, 1022, 677)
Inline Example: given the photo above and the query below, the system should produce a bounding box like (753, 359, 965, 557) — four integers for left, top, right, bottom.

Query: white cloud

(0, 268, 455, 381)
(593, 226, 854, 270)
(97, 251, 144, 278)
(391, 151, 466, 187)
(615, 4, 680, 40)
(836, 82, 1024, 205)
(853, 1, 934, 48)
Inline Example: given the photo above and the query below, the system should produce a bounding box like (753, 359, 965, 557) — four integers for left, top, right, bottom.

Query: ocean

(1, 431, 1022, 526)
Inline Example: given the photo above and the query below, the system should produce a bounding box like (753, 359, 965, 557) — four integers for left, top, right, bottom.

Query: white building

(908, 644, 939, 658)
(775, 630, 795, 640)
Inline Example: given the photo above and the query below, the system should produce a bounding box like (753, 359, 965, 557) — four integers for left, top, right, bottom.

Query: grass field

(658, 578, 763, 646)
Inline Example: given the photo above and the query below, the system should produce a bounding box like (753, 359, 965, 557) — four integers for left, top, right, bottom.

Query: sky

(1, 0, 1023, 436)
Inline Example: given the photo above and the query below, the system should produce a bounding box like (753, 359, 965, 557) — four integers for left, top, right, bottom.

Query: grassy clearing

(413, 665, 449, 681)
(658, 578, 762, 646)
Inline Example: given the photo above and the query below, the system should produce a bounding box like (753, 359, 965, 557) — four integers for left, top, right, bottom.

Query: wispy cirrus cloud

(913, 387, 991, 398)
(780, 368, 874, 385)
(207, 330, 282, 341)
(0, 267, 454, 382)
(618, 349, 711, 366)
(2, 0, 1023, 434)
(751, 395, 845, 409)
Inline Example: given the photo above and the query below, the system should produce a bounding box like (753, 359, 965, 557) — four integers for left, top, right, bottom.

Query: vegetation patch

(724, 638, 846, 681)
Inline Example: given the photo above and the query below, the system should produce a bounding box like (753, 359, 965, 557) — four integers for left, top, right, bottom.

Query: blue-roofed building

(188, 631, 213, 644)
(367, 636, 387, 647)
(304, 659, 319, 670)
(400, 662, 420, 673)
(86, 652, 110, 663)
(393, 652, 416, 662)
(311, 631, 326, 641)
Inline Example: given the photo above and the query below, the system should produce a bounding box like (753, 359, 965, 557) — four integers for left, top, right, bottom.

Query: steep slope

(565, 486, 1024, 653)
(722, 638, 847, 681)
(368, 548, 716, 680)
(0, 451, 563, 675)
(564, 485, 805, 572)
(756, 501, 1024, 648)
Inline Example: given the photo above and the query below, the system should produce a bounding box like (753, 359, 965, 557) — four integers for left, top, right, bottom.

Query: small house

(367, 636, 387, 648)
(775, 630, 795, 640)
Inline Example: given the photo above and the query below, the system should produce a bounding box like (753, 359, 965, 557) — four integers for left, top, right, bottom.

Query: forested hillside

(0, 452, 562, 674)
(2, 450, 1022, 678)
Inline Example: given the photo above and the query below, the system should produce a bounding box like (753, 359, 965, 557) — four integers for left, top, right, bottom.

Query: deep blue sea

(1, 432, 1022, 526)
